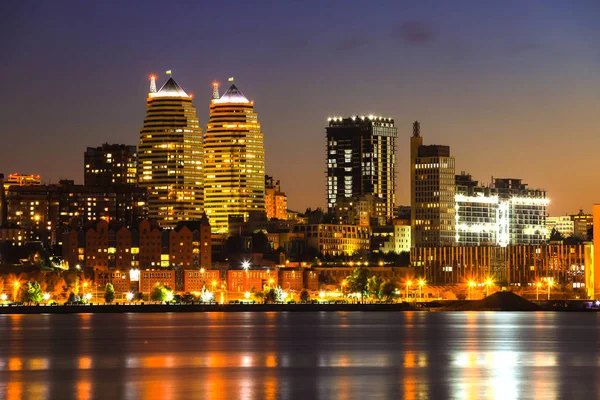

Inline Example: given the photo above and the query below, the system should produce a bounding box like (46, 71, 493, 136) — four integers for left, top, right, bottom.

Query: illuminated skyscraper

(138, 74, 203, 228)
(204, 80, 265, 233)
(326, 115, 397, 221)
(410, 121, 456, 247)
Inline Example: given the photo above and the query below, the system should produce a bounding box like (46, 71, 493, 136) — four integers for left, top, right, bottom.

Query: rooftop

(213, 84, 250, 104)
(150, 77, 189, 98)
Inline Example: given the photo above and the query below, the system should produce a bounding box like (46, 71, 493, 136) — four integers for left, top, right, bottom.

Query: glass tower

(326, 116, 397, 221)
(138, 75, 203, 228)
(204, 82, 265, 233)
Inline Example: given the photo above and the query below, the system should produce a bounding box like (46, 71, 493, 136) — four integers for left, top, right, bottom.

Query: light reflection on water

(0, 312, 599, 399)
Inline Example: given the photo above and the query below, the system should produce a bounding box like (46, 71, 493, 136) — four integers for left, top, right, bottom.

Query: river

(0, 311, 598, 399)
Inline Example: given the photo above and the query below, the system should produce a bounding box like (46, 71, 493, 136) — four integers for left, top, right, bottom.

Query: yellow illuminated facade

(138, 75, 203, 228)
(204, 81, 265, 233)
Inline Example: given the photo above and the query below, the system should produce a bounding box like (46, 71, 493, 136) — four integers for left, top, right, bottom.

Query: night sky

(1, 1, 599, 214)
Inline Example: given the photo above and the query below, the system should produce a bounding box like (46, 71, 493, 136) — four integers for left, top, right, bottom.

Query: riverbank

(0, 302, 416, 314)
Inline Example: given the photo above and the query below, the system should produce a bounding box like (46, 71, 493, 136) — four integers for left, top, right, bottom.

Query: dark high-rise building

(84, 143, 138, 186)
(5, 180, 148, 245)
(410, 121, 456, 247)
(326, 115, 397, 220)
(0, 174, 6, 227)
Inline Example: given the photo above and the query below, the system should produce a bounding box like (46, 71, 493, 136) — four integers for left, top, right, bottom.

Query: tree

(346, 267, 370, 302)
(379, 279, 397, 302)
(104, 283, 115, 304)
(23, 282, 43, 304)
(300, 289, 310, 303)
(549, 228, 564, 242)
(150, 284, 172, 302)
(67, 292, 81, 303)
(251, 231, 271, 254)
(367, 276, 383, 299)
(254, 291, 265, 304)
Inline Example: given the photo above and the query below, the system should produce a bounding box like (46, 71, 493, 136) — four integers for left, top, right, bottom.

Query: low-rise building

(139, 269, 176, 293)
(184, 269, 221, 293)
(227, 268, 278, 293)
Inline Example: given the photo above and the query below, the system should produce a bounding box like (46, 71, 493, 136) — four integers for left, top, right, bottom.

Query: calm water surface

(0, 311, 599, 399)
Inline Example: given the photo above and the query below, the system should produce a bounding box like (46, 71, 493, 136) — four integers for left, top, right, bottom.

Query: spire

(413, 121, 420, 137)
(149, 75, 157, 93)
(212, 81, 220, 99)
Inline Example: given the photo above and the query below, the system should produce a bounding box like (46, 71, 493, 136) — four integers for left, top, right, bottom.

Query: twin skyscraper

(138, 74, 265, 233)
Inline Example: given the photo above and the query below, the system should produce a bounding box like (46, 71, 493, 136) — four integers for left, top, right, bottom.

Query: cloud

(392, 21, 436, 44)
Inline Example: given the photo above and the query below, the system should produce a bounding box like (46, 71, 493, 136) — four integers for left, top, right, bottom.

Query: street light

(468, 280, 476, 300)
(547, 278, 554, 300)
(0, 293, 7, 302)
(12, 281, 20, 302)
(126, 292, 134, 302)
(484, 278, 493, 297)
(406, 280, 412, 302)
(244, 291, 251, 299)
(43, 293, 51, 302)
(418, 279, 425, 301)
(242, 260, 250, 271)
(536, 281, 542, 300)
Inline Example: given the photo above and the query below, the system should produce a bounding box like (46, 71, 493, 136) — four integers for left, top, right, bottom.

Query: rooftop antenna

(212, 81, 220, 99)
(149, 75, 157, 93)
(413, 121, 420, 137)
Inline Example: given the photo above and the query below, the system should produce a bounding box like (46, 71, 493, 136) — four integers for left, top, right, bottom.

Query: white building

(546, 216, 574, 237)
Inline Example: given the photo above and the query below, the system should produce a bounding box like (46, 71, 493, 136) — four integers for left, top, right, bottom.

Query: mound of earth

(446, 291, 539, 311)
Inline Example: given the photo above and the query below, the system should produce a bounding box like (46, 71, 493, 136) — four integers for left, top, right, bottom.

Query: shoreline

(0, 301, 597, 314)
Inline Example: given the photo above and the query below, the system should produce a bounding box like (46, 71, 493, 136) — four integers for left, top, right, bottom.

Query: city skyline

(2, 1, 600, 215)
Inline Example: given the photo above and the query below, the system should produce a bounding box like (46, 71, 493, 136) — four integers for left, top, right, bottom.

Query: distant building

(184, 269, 221, 293)
(61, 217, 211, 270)
(326, 115, 397, 221)
(293, 224, 371, 256)
(265, 175, 288, 220)
(6, 181, 147, 244)
(139, 269, 176, 293)
(204, 81, 265, 233)
(546, 216, 574, 238)
(138, 74, 204, 228)
(455, 173, 549, 246)
(412, 243, 588, 287)
(332, 194, 386, 226)
(572, 210, 593, 239)
(3, 173, 41, 190)
(410, 121, 456, 247)
(85, 143, 138, 186)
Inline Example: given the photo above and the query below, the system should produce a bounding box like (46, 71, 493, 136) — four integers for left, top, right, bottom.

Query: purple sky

(1, 1, 599, 215)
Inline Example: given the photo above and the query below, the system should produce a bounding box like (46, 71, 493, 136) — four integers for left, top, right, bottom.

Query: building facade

(6, 181, 147, 245)
(332, 194, 386, 226)
(326, 116, 397, 220)
(265, 175, 287, 220)
(62, 218, 211, 270)
(3, 173, 41, 190)
(138, 75, 203, 228)
(412, 243, 588, 287)
(293, 223, 371, 256)
(85, 143, 138, 186)
(547, 216, 575, 237)
(204, 81, 265, 233)
(410, 121, 456, 247)
(455, 174, 549, 246)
